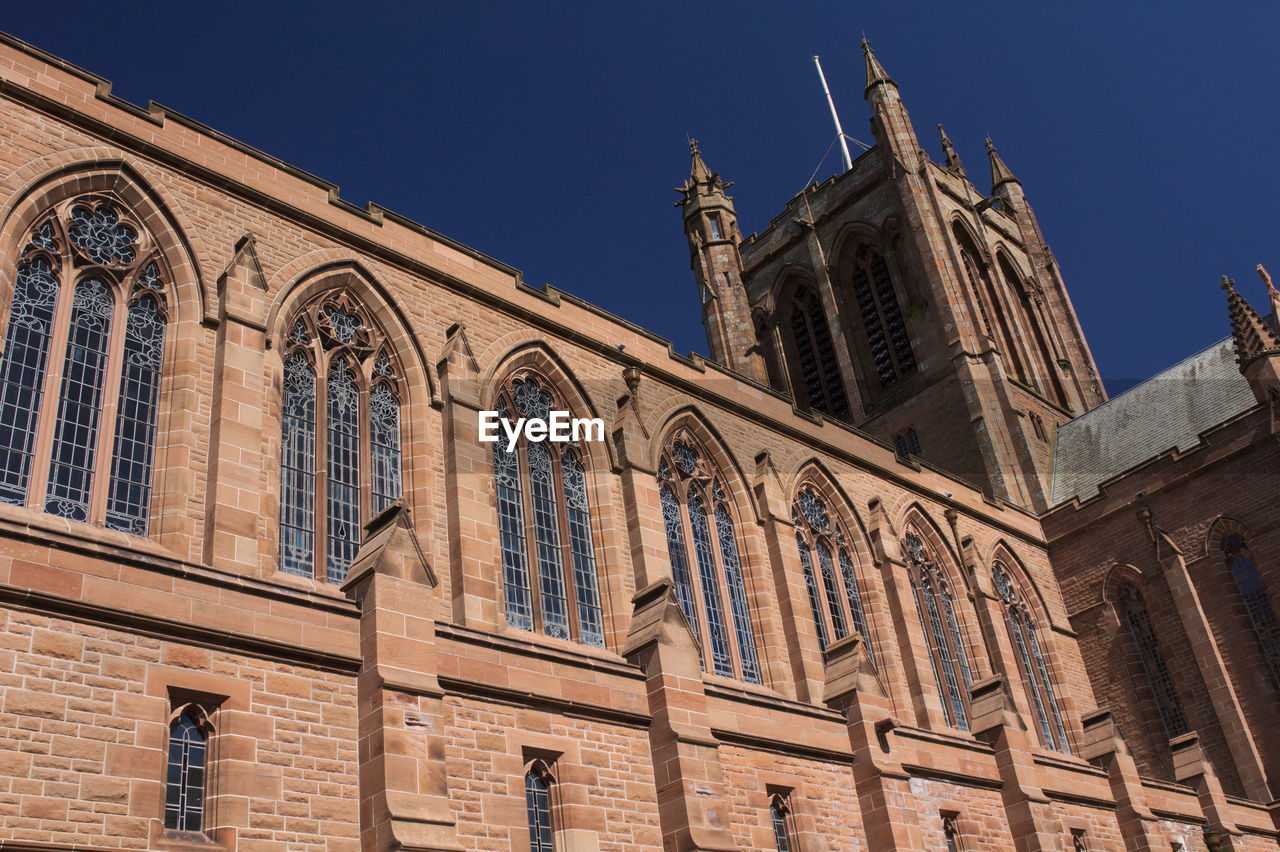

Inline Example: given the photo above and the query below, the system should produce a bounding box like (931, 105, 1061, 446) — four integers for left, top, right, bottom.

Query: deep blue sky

(5, 3, 1279, 391)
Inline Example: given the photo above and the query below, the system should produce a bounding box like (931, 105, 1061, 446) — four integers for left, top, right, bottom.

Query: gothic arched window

(904, 531, 973, 730)
(793, 486, 873, 663)
(1116, 582, 1188, 740)
(992, 561, 1069, 752)
(491, 374, 605, 646)
(770, 794, 795, 852)
(1223, 535, 1280, 690)
(658, 433, 761, 683)
(279, 294, 403, 584)
(0, 198, 168, 535)
(524, 763, 555, 852)
(165, 707, 210, 833)
(955, 233, 1029, 385)
(787, 284, 851, 420)
(848, 243, 915, 388)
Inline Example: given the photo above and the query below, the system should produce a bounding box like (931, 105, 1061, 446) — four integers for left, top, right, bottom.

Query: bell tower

(677, 140, 765, 382)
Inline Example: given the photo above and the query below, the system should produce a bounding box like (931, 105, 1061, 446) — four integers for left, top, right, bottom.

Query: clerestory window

(658, 432, 761, 683)
(278, 294, 403, 584)
(1223, 535, 1280, 691)
(992, 561, 1070, 752)
(904, 531, 973, 730)
(792, 486, 873, 663)
(491, 374, 606, 646)
(1116, 581, 1188, 740)
(0, 198, 168, 535)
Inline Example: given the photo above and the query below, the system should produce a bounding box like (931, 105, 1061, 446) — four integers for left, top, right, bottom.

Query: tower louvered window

(992, 562, 1070, 752)
(788, 285, 851, 420)
(0, 199, 168, 535)
(279, 295, 403, 584)
(793, 487, 873, 663)
(658, 433, 761, 683)
(1223, 536, 1280, 691)
(904, 532, 973, 729)
(1117, 582, 1187, 740)
(491, 374, 605, 646)
(849, 244, 915, 388)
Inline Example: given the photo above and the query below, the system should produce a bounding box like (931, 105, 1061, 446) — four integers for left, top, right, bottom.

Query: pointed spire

(688, 137, 711, 184)
(677, 138, 732, 204)
(938, 124, 966, 177)
(986, 138, 1019, 191)
(1259, 264, 1280, 332)
(862, 38, 895, 96)
(1222, 275, 1280, 366)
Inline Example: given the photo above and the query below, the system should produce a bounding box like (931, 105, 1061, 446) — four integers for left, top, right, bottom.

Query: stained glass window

(849, 244, 915, 388)
(369, 382, 402, 514)
(164, 713, 207, 833)
(658, 432, 761, 683)
(1224, 536, 1280, 691)
(993, 562, 1069, 752)
(0, 256, 59, 505)
(525, 767, 554, 852)
(280, 353, 317, 578)
(905, 532, 971, 729)
(326, 360, 361, 584)
(490, 375, 604, 646)
(770, 796, 793, 852)
(105, 296, 165, 535)
(943, 816, 961, 852)
(0, 200, 167, 534)
(1117, 582, 1188, 740)
(279, 293, 402, 583)
(793, 487, 875, 666)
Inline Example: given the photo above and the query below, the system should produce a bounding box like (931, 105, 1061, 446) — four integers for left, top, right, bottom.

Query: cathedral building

(0, 30, 1276, 852)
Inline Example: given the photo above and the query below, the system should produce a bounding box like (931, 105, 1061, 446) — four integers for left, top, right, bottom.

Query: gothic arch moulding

(480, 339, 616, 472)
(648, 405, 755, 522)
(267, 255, 433, 405)
(0, 150, 211, 325)
(1204, 515, 1252, 561)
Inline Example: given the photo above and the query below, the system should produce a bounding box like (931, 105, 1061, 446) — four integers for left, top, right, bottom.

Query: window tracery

(0, 197, 169, 535)
(278, 292, 403, 583)
(992, 561, 1069, 751)
(658, 432, 761, 683)
(792, 486, 873, 664)
(904, 530, 972, 729)
(164, 706, 211, 834)
(490, 373, 604, 646)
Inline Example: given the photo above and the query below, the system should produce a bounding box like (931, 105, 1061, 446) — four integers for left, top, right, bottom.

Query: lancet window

(848, 243, 915, 388)
(524, 763, 555, 852)
(279, 294, 403, 584)
(792, 486, 873, 663)
(0, 198, 168, 535)
(787, 285, 851, 420)
(1116, 581, 1188, 740)
(658, 433, 761, 683)
(491, 374, 605, 646)
(1223, 535, 1280, 690)
(904, 531, 973, 729)
(164, 706, 211, 834)
(992, 561, 1070, 752)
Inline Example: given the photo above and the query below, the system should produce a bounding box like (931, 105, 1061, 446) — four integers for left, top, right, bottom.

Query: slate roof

(1048, 337, 1256, 505)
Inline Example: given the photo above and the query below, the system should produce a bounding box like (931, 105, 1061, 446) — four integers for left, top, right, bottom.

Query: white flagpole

(813, 55, 853, 172)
